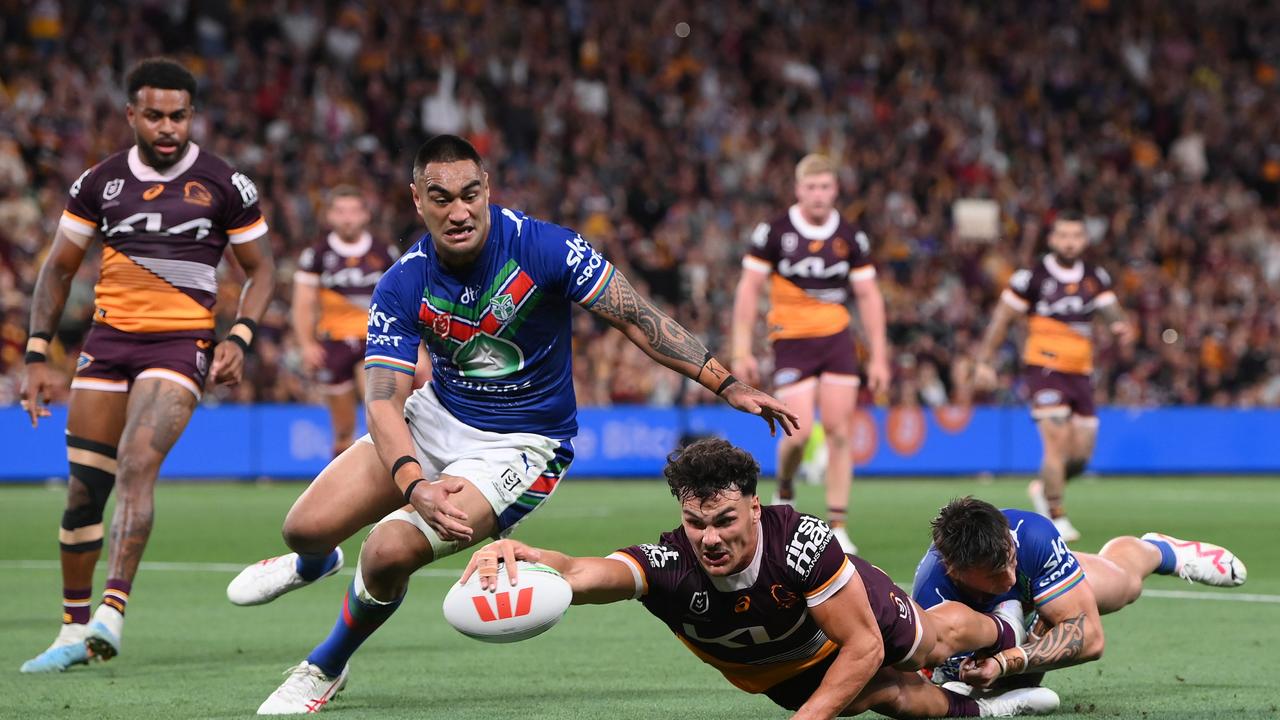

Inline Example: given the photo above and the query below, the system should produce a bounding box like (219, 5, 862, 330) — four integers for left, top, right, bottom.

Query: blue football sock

(1144, 538, 1178, 575)
(307, 578, 403, 677)
(295, 550, 340, 581)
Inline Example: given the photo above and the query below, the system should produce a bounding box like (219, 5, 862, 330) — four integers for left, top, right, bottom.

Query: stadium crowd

(2, 0, 1278, 409)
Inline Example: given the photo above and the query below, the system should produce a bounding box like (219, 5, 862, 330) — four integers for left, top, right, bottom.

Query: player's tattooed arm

(1097, 299, 1136, 345)
(28, 228, 91, 337)
(366, 367, 406, 403)
(1023, 611, 1087, 668)
(588, 270, 730, 389)
(589, 269, 799, 435)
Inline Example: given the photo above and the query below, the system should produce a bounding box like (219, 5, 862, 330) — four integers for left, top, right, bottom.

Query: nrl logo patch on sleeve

(786, 515, 834, 580)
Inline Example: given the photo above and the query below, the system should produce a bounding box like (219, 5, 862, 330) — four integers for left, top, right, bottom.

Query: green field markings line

(2, 560, 1276, 605)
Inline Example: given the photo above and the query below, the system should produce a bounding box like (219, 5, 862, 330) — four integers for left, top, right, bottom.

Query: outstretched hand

(460, 539, 543, 592)
(721, 382, 800, 437)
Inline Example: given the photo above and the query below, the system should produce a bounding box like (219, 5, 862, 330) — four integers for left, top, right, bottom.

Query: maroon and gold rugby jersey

(609, 505, 857, 693)
(295, 232, 397, 341)
(59, 144, 267, 334)
(742, 206, 876, 340)
(1001, 255, 1117, 376)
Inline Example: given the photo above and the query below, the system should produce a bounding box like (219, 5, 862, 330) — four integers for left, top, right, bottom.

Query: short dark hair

(126, 58, 197, 103)
(663, 438, 759, 503)
(930, 497, 1012, 572)
(1052, 207, 1085, 226)
(413, 134, 483, 183)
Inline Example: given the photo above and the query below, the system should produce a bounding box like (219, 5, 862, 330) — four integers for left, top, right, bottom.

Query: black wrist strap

(234, 316, 259, 337)
(403, 478, 427, 505)
(25, 351, 48, 364)
(392, 455, 420, 478)
(716, 374, 739, 396)
(226, 334, 250, 353)
(30, 332, 52, 341)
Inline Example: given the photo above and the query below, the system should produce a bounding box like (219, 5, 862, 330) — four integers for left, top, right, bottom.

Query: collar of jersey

(1043, 254, 1084, 283)
(128, 143, 200, 182)
(327, 231, 373, 258)
(707, 520, 765, 592)
(788, 204, 840, 241)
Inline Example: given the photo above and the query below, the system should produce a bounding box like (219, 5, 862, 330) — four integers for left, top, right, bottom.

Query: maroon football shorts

(317, 337, 366, 390)
(71, 322, 214, 399)
(771, 330, 860, 388)
(1024, 365, 1096, 419)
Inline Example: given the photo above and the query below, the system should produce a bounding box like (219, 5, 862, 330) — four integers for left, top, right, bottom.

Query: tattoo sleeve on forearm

(591, 272, 726, 381)
(1097, 301, 1125, 324)
(366, 367, 402, 402)
(1022, 612, 1087, 671)
(29, 265, 73, 336)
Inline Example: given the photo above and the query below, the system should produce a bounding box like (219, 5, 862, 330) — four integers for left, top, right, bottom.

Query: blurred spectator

(1, 0, 1277, 409)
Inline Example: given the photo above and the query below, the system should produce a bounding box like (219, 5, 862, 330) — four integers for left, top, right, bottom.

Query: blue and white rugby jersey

(364, 205, 615, 438)
(911, 509, 1086, 613)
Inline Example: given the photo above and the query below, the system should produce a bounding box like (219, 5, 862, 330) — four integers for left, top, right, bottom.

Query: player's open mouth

(445, 227, 474, 241)
(702, 548, 729, 566)
(154, 141, 179, 155)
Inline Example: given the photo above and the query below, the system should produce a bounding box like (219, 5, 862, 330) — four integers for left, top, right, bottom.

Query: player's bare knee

(361, 523, 431, 581)
(280, 517, 333, 555)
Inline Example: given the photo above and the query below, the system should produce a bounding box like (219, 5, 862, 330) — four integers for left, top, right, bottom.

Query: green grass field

(2, 476, 1277, 719)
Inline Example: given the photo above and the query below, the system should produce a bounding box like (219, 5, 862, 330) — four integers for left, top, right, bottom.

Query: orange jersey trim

(766, 275, 850, 340)
(94, 247, 214, 333)
(611, 552, 648, 597)
(62, 210, 97, 231)
(1024, 316, 1093, 374)
(677, 634, 839, 693)
(228, 216, 266, 236)
(804, 556, 850, 600)
(317, 288, 370, 340)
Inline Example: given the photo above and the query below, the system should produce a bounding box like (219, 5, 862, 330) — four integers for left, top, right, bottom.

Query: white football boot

(85, 604, 124, 660)
(1051, 516, 1081, 543)
(258, 661, 349, 715)
(1141, 533, 1247, 587)
(831, 526, 858, 555)
(228, 549, 344, 606)
(977, 686, 1061, 716)
(19, 623, 91, 673)
(1026, 480, 1051, 518)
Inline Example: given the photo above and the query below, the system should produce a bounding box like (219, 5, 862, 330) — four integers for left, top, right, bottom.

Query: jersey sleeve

(295, 244, 321, 286)
(59, 167, 103, 248)
(1019, 514, 1085, 608)
(848, 228, 877, 282)
(362, 244, 426, 376)
(909, 548, 953, 610)
(521, 212, 617, 308)
(221, 169, 268, 244)
(1002, 267, 1036, 312)
(742, 221, 777, 274)
(784, 513, 856, 607)
(1091, 265, 1117, 308)
(610, 540, 683, 601)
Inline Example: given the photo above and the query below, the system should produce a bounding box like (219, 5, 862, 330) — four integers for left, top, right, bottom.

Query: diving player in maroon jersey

(20, 58, 275, 672)
(463, 439, 1059, 718)
(731, 154, 890, 554)
(972, 210, 1134, 541)
(293, 186, 398, 457)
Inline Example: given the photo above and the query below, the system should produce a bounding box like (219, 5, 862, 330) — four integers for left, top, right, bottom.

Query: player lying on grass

(911, 497, 1247, 690)
(462, 439, 1060, 719)
(229, 136, 799, 714)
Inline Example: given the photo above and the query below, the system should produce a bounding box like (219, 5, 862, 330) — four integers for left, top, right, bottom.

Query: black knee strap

(61, 436, 117, 552)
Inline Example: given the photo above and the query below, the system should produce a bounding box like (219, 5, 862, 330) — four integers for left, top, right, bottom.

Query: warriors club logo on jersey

(490, 293, 516, 323)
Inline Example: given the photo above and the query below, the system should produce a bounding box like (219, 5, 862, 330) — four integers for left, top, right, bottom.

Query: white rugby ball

(443, 561, 572, 643)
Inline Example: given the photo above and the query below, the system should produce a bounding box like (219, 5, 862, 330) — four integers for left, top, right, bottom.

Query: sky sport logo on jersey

(367, 303, 395, 333)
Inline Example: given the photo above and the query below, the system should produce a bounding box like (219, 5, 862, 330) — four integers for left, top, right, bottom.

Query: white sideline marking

(0, 559, 455, 578)
(1, 560, 1277, 603)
